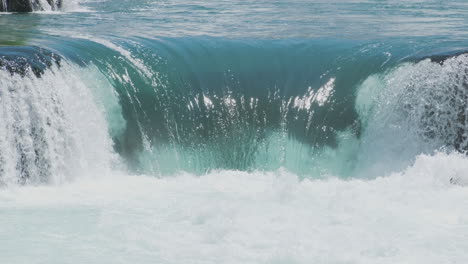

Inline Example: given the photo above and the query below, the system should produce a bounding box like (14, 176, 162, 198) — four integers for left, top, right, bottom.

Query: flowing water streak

(0, 63, 117, 186)
(0, 0, 6, 12)
(32, 0, 63, 11)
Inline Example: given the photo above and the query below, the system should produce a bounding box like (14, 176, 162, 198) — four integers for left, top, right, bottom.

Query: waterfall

(0, 0, 62, 12)
(0, 60, 116, 186)
(0, 0, 6, 12)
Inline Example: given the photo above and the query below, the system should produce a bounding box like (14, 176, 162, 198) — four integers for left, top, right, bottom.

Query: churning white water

(1, 153, 468, 264)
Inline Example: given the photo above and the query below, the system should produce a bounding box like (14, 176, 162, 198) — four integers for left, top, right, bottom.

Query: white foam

(1, 152, 468, 263)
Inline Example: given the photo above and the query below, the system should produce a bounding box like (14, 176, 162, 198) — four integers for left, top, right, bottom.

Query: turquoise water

(2, 1, 468, 263)
(3, 0, 468, 176)
(3, 0, 468, 39)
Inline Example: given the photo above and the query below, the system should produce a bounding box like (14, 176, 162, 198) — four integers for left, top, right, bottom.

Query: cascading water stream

(0, 0, 6, 12)
(0, 0, 62, 12)
(0, 51, 117, 186)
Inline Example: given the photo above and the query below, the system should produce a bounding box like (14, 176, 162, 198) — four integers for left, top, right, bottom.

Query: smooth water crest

(2, 0, 468, 263)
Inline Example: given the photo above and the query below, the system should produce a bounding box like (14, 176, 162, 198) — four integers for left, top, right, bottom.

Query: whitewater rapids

(1, 152, 468, 264)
